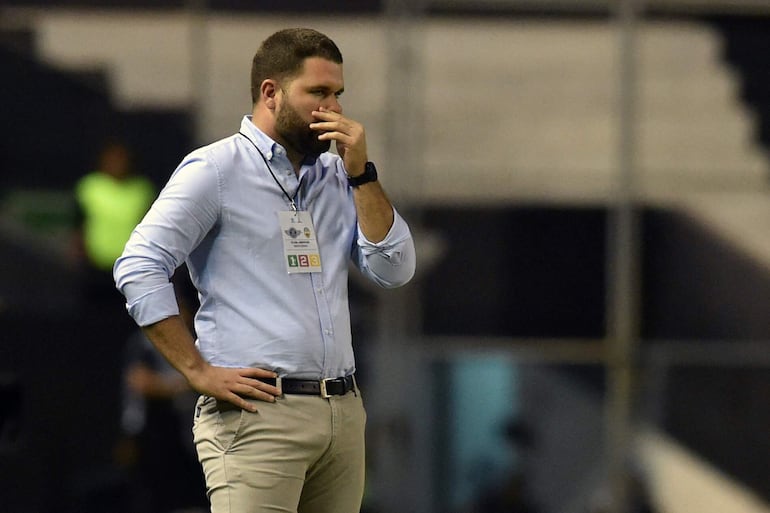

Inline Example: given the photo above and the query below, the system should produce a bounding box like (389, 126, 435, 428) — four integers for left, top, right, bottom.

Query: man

(113, 28, 416, 513)
(74, 140, 155, 307)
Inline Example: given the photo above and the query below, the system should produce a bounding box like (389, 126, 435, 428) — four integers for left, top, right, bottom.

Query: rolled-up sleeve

(114, 154, 220, 326)
(354, 207, 416, 288)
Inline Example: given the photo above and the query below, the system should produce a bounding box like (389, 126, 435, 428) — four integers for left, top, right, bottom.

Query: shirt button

(324, 329, 333, 336)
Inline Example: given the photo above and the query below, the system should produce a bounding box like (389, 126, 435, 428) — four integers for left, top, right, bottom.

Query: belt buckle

(320, 377, 334, 399)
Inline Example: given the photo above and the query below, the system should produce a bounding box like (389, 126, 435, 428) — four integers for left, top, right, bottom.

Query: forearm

(141, 315, 206, 384)
(352, 181, 394, 243)
(140, 315, 281, 408)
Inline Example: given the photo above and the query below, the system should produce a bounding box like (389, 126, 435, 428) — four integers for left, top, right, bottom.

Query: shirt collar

(240, 115, 284, 161)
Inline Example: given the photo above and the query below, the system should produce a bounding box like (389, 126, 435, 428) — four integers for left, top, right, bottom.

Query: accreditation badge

(277, 210, 322, 274)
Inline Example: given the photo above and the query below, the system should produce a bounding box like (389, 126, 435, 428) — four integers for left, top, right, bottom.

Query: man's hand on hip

(187, 364, 282, 412)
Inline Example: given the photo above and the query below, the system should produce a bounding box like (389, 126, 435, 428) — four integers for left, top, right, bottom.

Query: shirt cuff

(125, 282, 180, 327)
(357, 207, 411, 264)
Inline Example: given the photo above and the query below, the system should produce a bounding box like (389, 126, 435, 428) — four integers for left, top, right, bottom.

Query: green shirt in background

(76, 171, 155, 272)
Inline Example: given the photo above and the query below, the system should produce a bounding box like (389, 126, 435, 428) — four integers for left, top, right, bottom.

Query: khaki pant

(192, 388, 366, 513)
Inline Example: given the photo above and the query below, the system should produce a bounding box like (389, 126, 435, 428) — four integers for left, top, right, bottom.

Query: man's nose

(323, 96, 342, 114)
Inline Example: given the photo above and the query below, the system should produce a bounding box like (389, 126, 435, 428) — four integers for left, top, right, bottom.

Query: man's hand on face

(309, 107, 368, 177)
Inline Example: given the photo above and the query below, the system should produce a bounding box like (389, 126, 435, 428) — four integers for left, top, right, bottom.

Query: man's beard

(275, 99, 331, 158)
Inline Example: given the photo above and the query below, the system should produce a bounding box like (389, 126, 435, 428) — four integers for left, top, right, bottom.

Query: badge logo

(285, 227, 302, 239)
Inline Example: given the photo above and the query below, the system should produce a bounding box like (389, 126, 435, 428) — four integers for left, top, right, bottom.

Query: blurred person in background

(73, 139, 155, 310)
(113, 27, 416, 513)
(69, 139, 159, 511)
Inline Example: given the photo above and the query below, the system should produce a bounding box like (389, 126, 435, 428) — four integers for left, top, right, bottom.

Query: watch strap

(348, 161, 378, 188)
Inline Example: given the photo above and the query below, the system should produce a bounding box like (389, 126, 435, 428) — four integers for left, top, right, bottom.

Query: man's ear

(261, 79, 280, 110)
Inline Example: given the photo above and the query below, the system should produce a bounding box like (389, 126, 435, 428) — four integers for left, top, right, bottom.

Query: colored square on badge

(288, 255, 299, 267)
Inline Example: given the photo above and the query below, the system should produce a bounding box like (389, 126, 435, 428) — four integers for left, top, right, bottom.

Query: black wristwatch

(347, 161, 378, 188)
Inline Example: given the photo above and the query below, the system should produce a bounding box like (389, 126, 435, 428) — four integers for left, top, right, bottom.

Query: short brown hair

(250, 28, 343, 105)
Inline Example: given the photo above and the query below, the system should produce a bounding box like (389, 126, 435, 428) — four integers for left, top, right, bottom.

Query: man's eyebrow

(309, 85, 344, 95)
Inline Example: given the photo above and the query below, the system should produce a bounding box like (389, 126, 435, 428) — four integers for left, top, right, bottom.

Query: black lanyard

(239, 131, 300, 211)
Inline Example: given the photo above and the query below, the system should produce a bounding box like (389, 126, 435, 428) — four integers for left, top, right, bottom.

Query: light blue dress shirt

(114, 116, 415, 380)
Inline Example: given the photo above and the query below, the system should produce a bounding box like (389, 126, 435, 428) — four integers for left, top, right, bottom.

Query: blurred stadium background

(0, 1, 769, 513)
